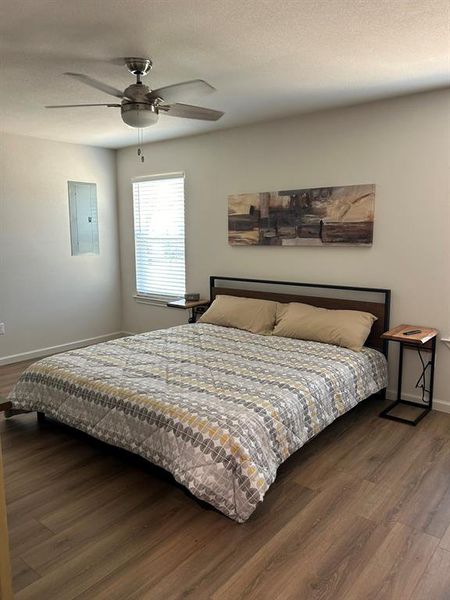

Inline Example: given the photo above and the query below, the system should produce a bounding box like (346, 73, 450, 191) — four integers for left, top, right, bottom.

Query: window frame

(131, 172, 186, 305)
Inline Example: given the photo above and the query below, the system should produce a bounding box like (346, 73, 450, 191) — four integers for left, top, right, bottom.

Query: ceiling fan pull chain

(137, 128, 145, 163)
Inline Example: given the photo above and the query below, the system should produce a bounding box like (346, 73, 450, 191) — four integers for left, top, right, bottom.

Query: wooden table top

(381, 324, 438, 345)
(166, 298, 209, 310)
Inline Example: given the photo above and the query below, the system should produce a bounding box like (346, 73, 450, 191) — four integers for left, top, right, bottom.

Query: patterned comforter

(9, 323, 387, 522)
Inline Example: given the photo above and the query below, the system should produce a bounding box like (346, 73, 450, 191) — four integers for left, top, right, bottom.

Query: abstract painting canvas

(228, 184, 375, 246)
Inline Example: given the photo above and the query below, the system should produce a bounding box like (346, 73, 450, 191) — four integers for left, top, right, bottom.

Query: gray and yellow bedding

(9, 323, 387, 522)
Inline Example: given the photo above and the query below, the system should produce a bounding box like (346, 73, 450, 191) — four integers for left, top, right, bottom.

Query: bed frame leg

(4, 408, 29, 419)
(2, 408, 44, 420)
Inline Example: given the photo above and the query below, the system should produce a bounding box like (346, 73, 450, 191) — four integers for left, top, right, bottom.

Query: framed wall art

(228, 184, 375, 246)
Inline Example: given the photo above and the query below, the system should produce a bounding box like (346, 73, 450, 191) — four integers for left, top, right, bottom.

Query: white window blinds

(132, 174, 186, 299)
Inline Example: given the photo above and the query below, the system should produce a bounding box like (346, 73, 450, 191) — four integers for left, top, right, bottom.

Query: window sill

(133, 294, 178, 307)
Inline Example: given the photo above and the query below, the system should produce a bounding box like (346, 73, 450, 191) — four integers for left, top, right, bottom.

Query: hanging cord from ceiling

(137, 127, 145, 163)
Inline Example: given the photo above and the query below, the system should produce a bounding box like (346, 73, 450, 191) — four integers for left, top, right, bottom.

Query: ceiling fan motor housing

(124, 57, 153, 77)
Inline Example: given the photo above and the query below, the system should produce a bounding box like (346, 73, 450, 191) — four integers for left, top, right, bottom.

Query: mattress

(9, 323, 387, 522)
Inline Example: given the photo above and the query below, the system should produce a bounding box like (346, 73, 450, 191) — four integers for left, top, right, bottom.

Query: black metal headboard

(209, 276, 391, 356)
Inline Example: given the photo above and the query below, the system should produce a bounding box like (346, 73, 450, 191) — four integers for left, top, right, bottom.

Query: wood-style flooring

(1, 359, 450, 599)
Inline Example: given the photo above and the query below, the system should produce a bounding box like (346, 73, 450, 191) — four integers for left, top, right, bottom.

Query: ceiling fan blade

(148, 79, 215, 103)
(45, 103, 121, 108)
(161, 103, 224, 121)
(64, 73, 124, 99)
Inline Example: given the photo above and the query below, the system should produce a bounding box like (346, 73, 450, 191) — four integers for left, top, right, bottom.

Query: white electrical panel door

(68, 181, 99, 256)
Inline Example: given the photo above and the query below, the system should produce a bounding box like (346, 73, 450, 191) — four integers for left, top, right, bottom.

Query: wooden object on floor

(0, 360, 35, 398)
(0, 400, 12, 413)
(0, 432, 13, 600)
(2, 358, 450, 598)
(380, 324, 438, 426)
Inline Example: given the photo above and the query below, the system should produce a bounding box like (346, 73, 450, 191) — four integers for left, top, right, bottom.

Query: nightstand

(380, 324, 438, 425)
(166, 298, 209, 323)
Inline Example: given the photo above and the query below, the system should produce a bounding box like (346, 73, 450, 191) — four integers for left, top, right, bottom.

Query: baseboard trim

(386, 389, 450, 414)
(0, 332, 125, 366)
(433, 399, 450, 414)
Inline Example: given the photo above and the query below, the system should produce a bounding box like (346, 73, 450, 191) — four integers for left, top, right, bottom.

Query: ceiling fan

(46, 57, 224, 128)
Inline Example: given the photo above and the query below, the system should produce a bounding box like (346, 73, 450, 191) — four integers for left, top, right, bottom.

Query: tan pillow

(199, 295, 277, 335)
(273, 302, 376, 351)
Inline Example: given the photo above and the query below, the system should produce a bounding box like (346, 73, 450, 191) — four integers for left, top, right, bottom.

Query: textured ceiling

(1, 0, 449, 149)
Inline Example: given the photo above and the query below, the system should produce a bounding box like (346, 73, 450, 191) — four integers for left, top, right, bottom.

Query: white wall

(117, 89, 450, 408)
(0, 132, 121, 360)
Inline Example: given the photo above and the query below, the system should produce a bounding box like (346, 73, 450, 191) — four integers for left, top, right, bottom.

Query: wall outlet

(0, 323, 5, 335)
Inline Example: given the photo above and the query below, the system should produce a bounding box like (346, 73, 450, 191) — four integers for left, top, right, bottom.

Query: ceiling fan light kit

(121, 102, 159, 128)
(46, 57, 224, 130)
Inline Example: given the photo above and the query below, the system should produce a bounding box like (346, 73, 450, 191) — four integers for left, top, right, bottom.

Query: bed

(8, 277, 390, 522)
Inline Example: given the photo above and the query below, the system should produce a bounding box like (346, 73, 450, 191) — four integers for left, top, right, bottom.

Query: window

(132, 173, 186, 300)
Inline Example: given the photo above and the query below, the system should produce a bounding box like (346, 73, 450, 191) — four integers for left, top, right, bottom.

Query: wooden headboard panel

(209, 276, 391, 356)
